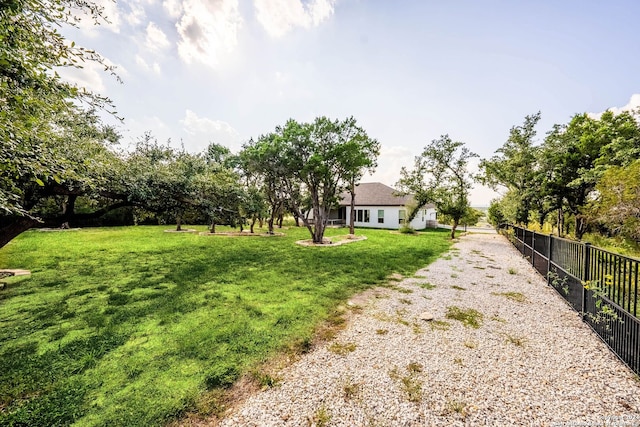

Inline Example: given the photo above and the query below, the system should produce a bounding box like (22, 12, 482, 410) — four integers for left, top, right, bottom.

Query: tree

(479, 112, 542, 225)
(398, 135, 477, 239)
(539, 112, 640, 239)
(0, 0, 118, 247)
(590, 160, 640, 241)
(243, 117, 379, 243)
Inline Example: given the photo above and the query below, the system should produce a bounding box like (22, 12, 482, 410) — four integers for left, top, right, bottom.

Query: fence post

(582, 242, 591, 318)
(531, 231, 536, 266)
(547, 235, 553, 285)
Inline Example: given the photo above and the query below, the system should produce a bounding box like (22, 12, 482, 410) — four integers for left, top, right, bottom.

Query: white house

(328, 182, 437, 230)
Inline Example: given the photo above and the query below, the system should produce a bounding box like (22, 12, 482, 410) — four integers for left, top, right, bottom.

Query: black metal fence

(502, 225, 640, 375)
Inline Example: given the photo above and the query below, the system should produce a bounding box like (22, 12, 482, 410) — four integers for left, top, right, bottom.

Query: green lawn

(0, 225, 450, 426)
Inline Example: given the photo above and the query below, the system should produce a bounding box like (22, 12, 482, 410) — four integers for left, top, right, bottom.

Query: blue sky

(61, 0, 640, 205)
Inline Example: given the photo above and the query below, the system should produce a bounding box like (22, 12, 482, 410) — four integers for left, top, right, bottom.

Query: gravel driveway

(221, 233, 640, 426)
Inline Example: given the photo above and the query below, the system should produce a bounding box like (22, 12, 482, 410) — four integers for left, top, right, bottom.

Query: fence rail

(502, 224, 640, 375)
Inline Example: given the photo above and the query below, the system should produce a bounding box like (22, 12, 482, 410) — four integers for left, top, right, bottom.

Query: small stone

(420, 312, 434, 321)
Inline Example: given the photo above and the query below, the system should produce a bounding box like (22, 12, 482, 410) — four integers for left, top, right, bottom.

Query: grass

(389, 365, 423, 403)
(429, 320, 451, 331)
(507, 267, 518, 275)
(0, 225, 451, 426)
(418, 282, 436, 290)
(445, 306, 484, 329)
(492, 291, 527, 303)
(451, 285, 466, 291)
(328, 342, 357, 355)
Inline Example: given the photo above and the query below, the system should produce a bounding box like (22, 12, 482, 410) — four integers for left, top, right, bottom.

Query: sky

(60, 0, 640, 206)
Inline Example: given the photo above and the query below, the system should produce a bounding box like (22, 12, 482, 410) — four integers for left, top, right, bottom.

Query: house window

(399, 209, 406, 224)
(378, 209, 384, 224)
(356, 209, 370, 223)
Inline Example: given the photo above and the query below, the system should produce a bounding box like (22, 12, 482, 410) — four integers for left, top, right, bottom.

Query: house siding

(345, 206, 437, 230)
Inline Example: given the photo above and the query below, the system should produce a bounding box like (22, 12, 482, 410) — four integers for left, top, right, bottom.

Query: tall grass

(0, 226, 450, 426)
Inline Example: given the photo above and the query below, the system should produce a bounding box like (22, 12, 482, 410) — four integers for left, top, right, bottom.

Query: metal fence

(502, 224, 640, 375)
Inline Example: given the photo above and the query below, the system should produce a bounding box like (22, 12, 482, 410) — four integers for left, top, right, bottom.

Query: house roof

(338, 182, 435, 208)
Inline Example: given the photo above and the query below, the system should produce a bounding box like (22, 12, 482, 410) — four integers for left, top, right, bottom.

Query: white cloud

(58, 64, 106, 93)
(589, 94, 640, 119)
(175, 0, 243, 69)
(135, 55, 162, 75)
(124, 1, 147, 26)
(254, 0, 336, 38)
(145, 22, 171, 52)
(180, 110, 242, 152)
(163, 0, 183, 18)
(57, 56, 126, 93)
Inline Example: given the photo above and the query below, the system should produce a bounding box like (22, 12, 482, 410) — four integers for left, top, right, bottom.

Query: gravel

(220, 233, 640, 426)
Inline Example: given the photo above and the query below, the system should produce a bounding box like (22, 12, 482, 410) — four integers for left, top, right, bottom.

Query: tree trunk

(575, 215, 587, 240)
(557, 208, 563, 237)
(277, 213, 283, 228)
(450, 219, 459, 239)
(61, 194, 77, 227)
(349, 181, 356, 235)
(291, 210, 300, 227)
(250, 217, 256, 233)
(176, 214, 182, 231)
(0, 217, 39, 249)
(313, 206, 327, 243)
(210, 220, 216, 234)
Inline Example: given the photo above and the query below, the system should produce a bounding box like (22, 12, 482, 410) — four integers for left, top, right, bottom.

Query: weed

(399, 298, 412, 305)
(451, 285, 466, 291)
(411, 322, 423, 334)
(310, 406, 331, 427)
(504, 334, 527, 347)
(429, 320, 451, 331)
(453, 357, 464, 366)
(446, 306, 484, 329)
(401, 376, 422, 402)
(418, 282, 436, 290)
(490, 315, 507, 323)
(343, 377, 361, 400)
(450, 273, 459, 279)
(407, 362, 423, 373)
(445, 399, 468, 417)
(463, 340, 477, 349)
(507, 267, 517, 275)
(253, 371, 281, 389)
(473, 266, 486, 270)
(486, 275, 495, 278)
(328, 342, 357, 356)
(390, 367, 423, 403)
(413, 274, 427, 279)
(492, 291, 527, 303)
(442, 254, 453, 260)
(375, 329, 388, 335)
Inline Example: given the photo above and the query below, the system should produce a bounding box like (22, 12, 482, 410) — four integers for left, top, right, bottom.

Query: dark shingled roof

(338, 182, 435, 208)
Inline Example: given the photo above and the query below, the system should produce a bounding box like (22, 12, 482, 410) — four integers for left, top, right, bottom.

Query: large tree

(590, 160, 640, 241)
(479, 112, 542, 225)
(0, 0, 119, 247)
(243, 117, 379, 243)
(397, 135, 477, 239)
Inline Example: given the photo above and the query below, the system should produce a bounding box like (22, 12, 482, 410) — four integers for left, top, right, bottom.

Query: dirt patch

(295, 234, 367, 247)
(199, 232, 285, 237)
(164, 229, 198, 233)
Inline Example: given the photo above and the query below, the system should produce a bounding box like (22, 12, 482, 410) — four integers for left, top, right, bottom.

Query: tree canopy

(482, 109, 640, 242)
(397, 135, 477, 239)
(241, 116, 379, 243)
